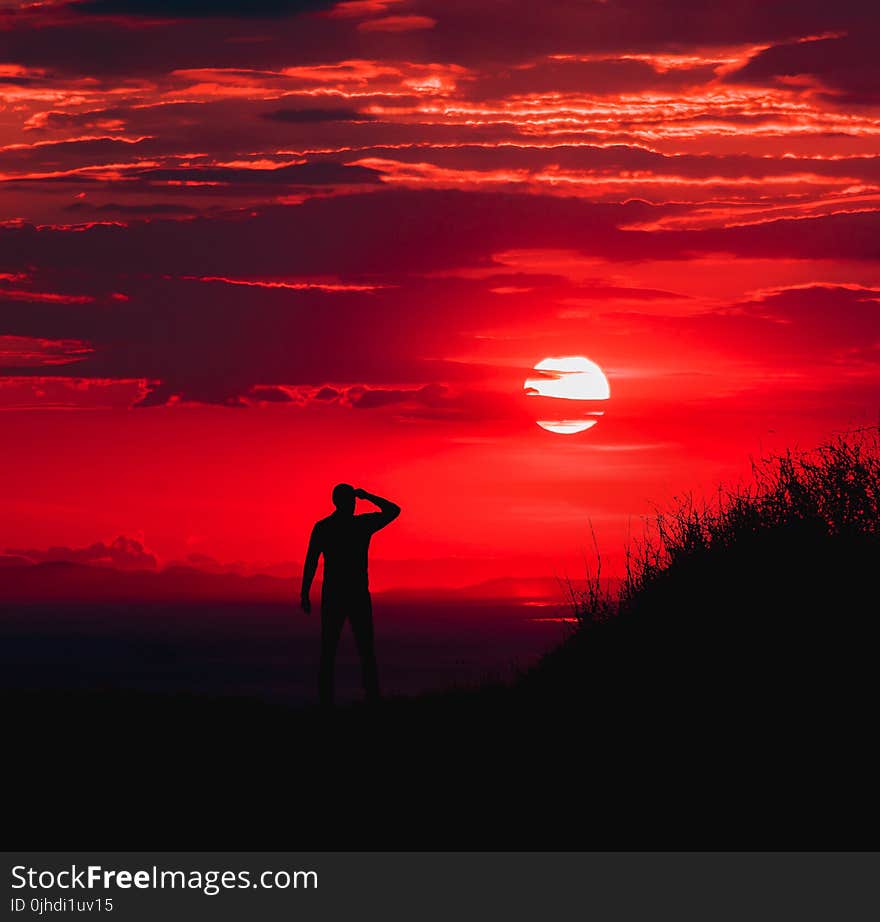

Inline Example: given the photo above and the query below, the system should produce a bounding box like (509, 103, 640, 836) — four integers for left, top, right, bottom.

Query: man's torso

(315, 513, 380, 599)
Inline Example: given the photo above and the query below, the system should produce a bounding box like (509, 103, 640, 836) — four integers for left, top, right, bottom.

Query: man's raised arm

(300, 525, 321, 613)
(355, 488, 401, 529)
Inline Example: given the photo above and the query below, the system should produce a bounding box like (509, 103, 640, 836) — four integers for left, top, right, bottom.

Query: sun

(523, 355, 610, 434)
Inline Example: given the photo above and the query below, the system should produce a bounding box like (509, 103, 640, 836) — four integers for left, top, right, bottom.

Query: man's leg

(349, 594, 380, 702)
(319, 606, 345, 707)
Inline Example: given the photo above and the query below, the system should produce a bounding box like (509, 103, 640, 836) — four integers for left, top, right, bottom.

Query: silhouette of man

(300, 485, 401, 706)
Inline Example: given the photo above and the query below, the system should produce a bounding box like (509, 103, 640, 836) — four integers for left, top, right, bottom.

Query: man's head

(332, 482, 356, 515)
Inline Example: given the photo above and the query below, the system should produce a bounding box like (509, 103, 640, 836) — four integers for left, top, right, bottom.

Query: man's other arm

(300, 525, 321, 613)
(355, 489, 401, 530)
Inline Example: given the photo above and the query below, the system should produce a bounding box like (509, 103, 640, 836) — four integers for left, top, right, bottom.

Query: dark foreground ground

(4, 526, 878, 849)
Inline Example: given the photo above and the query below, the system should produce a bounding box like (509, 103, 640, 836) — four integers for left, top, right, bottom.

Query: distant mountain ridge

(0, 560, 576, 604)
(3, 534, 569, 597)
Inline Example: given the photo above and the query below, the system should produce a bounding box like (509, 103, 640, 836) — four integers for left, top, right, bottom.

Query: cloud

(357, 14, 436, 32)
(0, 8, 353, 79)
(465, 55, 719, 100)
(340, 143, 880, 185)
(0, 189, 682, 279)
(725, 285, 880, 356)
(64, 202, 197, 215)
(0, 185, 878, 408)
(0, 265, 542, 406)
(0, 555, 33, 568)
(4, 159, 384, 190)
(0, 335, 92, 367)
(4, 191, 879, 287)
(618, 284, 880, 366)
(261, 106, 376, 123)
(327, 382, 532, 424)
(7, 535, 158, 570)
(129, 160, 384, 186)
(676, 212, 880, 263)
(0, 137, 162, 174)
(247, 385, 296, 402)
(345, 383, 441, 408)
(2, 0, 873, 86)
(727, 33, 880, 105)
(71, 0, 337, 18)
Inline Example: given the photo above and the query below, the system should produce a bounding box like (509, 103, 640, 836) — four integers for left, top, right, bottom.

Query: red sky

(0, 0, 878, 588)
